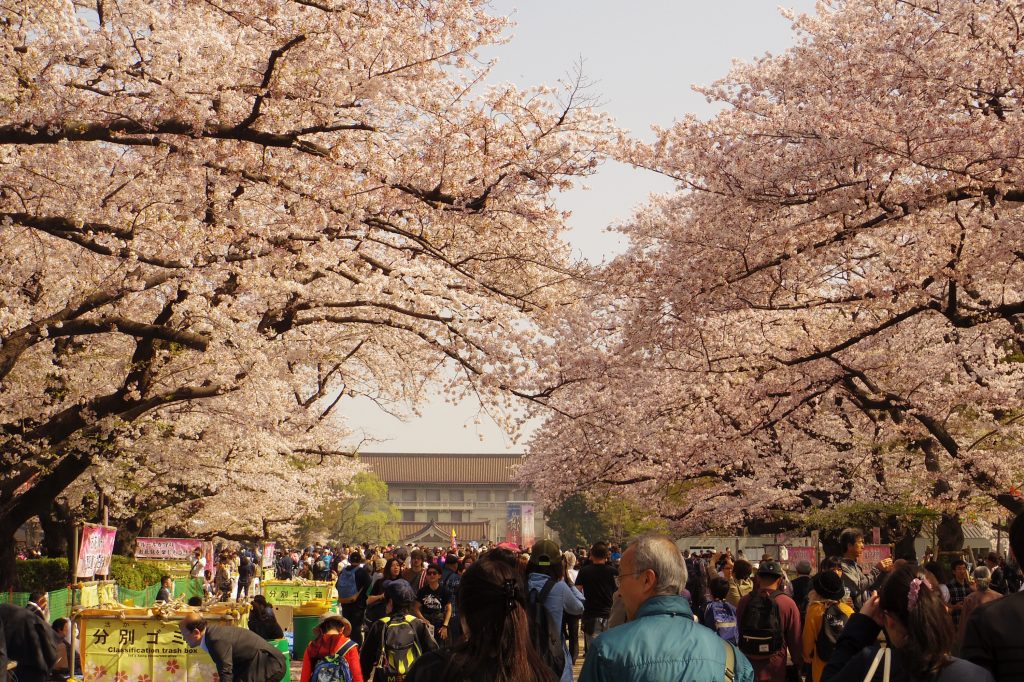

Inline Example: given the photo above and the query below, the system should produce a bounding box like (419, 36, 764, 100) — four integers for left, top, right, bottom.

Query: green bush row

(15, 556, 166, 591)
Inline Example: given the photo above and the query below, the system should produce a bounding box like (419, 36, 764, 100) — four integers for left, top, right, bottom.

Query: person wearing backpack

(736, 560, 802, 682)
(404, 550, 558, 682)
(579, 535, 754, 682)
(702, 577, 740, 645)
(360, 579, 437, 682)
(300, 614, 364, 682)
(527, 539, 584, 682)
(802, 570, 853, 682)
(338, 552, 373, 646)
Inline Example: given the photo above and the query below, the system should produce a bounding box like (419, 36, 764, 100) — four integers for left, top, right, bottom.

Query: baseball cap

(383, 579, 416, 606)
(530, 539, 561, 567)
(757, 560, 784, 578)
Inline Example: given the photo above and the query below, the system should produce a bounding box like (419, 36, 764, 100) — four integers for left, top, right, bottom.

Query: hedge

(15, 555, 165, 591)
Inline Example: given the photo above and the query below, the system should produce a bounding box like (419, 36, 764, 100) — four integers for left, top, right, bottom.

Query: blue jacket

(579, 595, 754, 682)
(528, 573, 585, 682)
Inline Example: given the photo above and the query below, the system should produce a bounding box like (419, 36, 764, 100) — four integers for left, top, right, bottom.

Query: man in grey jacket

(837, 528, 892, 608)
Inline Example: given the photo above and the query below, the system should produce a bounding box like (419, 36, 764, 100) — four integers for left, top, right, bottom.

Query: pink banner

(860, 544, 891, 569)
(77, 524, 117, 577)
(786, 546, 817, 572)
(135, 537, 203, 560)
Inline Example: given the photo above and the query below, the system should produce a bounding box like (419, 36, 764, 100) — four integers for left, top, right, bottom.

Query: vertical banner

(505, 503, 522, 547)
(450, 529, 457, 551)
(81, 617, 217, 682)
(135, 538, 203, 560)
(77, 524, 117, 578)
(520, 504, 536, 549)
(262, 542, 276, 569)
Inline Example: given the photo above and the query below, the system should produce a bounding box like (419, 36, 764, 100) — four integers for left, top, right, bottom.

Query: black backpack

(738, 589, 785, 659)
(814, 602, 849, 662)
(527, 578, 565, 676)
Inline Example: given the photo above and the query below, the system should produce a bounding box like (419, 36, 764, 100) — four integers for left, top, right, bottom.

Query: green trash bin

(292, 615, 320, 662)
(270, 638, 291, 682)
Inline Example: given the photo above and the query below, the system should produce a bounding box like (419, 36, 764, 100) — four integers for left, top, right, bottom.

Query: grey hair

(973, 565, 991, 590)
(630, 535, 687, 596)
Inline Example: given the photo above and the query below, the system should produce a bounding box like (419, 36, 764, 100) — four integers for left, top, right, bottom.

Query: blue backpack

(704, 599, 739, 645)
(312, 640, 357, 682)
(337, 567, 359, 600)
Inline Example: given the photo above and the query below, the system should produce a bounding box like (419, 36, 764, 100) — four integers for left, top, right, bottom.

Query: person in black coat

(961, 511, 1024, 681)
(0, 604, 61, 682)
(247, 595, 284, 641)
(180, 614, 285, 682)
(822, 564, 993, 682)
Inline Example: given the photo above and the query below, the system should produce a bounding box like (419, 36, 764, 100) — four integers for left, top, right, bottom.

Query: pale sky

(347, 1, 819, 453)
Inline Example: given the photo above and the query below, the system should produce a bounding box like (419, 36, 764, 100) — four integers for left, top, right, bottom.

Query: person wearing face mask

(821, 563, 993, 682)
(50, 618, 81, 679)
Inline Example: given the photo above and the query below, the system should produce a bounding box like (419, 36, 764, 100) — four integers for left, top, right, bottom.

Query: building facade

(360, 452, 552, 545)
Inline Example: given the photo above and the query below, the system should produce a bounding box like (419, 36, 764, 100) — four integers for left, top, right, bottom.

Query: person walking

(404, 551, 557, 682)
(961, 510, 1024, 680)
(736, 560, 802, 682)
(299, 614, 363, 682)
(527, 539, 584, 682)
(822, 564, 993, 682)
(802, 570, 853, 682)
(579, 534, 754, 682)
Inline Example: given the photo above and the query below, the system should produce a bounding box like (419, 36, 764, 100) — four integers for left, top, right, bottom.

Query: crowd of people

(5, 514, 1024, 682)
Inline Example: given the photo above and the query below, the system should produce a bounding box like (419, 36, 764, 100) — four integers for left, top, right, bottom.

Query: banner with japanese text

(78, 524, 117, 577)
(135, 538, 203, 561)
(860, 544, 891, 569)
(786, 546, 817, 572)
(520, 504, 536, 549)
(262, 542, 276, 569)
(505, 504, 522, 547)
(80, 618, 217, 682)
(260, 580, 334, 606)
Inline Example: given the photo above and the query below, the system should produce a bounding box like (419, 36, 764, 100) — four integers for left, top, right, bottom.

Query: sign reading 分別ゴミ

(80, 618, 217, 682)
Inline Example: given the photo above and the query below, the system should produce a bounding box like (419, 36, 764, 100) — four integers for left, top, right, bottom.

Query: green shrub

(109, 555, 164, 590)
(15, 558, 70, 592)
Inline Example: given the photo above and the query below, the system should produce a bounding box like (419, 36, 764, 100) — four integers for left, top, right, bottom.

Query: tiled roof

(398, 521, 491, 543)
(360, 452, 524, 485)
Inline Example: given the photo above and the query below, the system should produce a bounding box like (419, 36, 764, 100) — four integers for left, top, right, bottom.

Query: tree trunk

(39, 500, 75, 557)
(936, 513, 965, 552)
(0, 522, 19, 590)
(112, 514, 151, 557)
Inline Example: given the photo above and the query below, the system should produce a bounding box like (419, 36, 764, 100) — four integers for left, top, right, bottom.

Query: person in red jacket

(300, 614, 364, 682)
(737, 560, 802, 682)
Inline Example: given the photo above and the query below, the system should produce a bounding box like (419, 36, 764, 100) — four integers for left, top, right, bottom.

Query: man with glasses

(579, 535, 754, 682)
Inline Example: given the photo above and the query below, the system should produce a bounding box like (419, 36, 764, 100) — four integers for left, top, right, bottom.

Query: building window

(449, 489, 464, 502)
(402, 510, 416, 522)
(476, 490, 491, 502)
(451, 511, 464, 523)
(427, 511, 439, 522)
(494, 490, 508, 502)
(402, 489, 417, 502)
(425, 489, 441, 502)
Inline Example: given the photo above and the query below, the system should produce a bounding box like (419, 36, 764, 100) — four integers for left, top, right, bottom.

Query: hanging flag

(450, 528, 457, 551)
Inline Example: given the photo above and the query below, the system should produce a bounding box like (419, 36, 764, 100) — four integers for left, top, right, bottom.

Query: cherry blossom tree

(523, 0, 1024, 536)
(0, 0, 610, 587)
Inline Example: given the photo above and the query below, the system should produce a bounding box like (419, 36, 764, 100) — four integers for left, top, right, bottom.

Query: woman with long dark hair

(822, 563, 993, 681)
(405, 550, 557, 682)
(366, 558, 403, 623)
